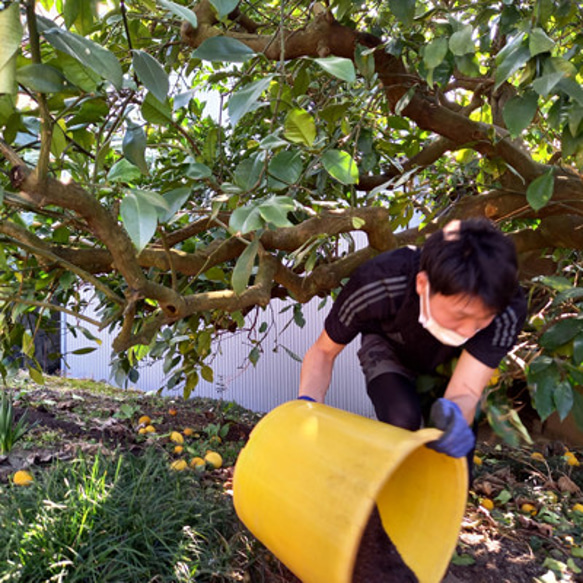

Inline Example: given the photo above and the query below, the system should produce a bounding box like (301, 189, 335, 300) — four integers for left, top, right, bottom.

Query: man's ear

(416, 270, 428, 296)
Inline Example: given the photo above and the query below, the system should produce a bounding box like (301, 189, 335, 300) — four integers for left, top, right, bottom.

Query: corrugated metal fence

(62, 295, 376, 418)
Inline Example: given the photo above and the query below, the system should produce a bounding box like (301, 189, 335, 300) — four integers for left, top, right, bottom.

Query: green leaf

(541, 317, 583, 350)
(38, 17, 123, 90)
(313, 56, 356, 83)
(573, 332, 583, 365)
(186, 162, 213, 180)
(258, 196, 295, 228)
(123, 123, 149, 175)
(249, 346, 261, 366)
(424, 37, 449, 69)
(284, 108, 316, 147)
(0, 4, 23, 94)
(16, 64, 69, 93)
(449, 25, 474, 56)
(268, 150, 303, 190)
(107, 158, 143, 183)
(228, 76, 272, 126)
(229, 205, 263, 234)
(532, 71, 565, 96)
(28, 365, 44, 385)
(554, 381, 574, 421)
(495, 44, 530, 90)
(58, 53, 101, 92)
(158, 0, 198, 29)
(558, 78, 583, 107)
(322, 149, 359, 185)
(201, 364, 214, 382)
(234, 154, 264, 192)
(141, 92, 173, 125)
(132, 50, 169, 103)
(503, 91, 538, 137)
(532, 373, 558, 421)
(193, 36, 255, 63)
(231, 237, 259, 295)
(209, 0, 240, 20)
(395, 86, 415, 116)
(120, 190, 162, 252)
(161, 187, 191, 222)
(529, 27, 555, 56)
(387, 0, 416, 26)
(526, 168, 554, 211)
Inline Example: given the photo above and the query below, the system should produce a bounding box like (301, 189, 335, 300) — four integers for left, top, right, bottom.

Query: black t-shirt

(324, 247, 527, 374)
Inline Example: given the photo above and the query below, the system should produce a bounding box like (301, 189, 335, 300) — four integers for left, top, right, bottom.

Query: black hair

(419, 218, 518, 313)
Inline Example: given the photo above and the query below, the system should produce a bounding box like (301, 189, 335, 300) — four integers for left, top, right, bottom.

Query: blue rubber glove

(298, 395, 316, 402)
(427, 398, 475, 458)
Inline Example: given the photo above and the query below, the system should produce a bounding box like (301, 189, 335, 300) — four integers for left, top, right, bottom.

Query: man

(298, 219, 527, 462)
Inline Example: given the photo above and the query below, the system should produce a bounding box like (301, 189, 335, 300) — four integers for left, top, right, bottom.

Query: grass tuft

(0, 449, 252, 582)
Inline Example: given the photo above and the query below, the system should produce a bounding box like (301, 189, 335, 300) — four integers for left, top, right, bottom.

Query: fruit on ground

(204, 451, 223, 469)
(13, 470, 33, 486)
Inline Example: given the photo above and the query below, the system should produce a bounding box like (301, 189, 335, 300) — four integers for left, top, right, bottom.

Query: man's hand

(427, 398, 475, 458)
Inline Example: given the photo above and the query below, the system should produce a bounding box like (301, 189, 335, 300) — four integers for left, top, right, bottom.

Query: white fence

(61, 294, 376, 418)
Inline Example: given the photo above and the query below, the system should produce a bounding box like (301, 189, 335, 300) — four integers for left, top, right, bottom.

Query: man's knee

(366, 373, 422, 431)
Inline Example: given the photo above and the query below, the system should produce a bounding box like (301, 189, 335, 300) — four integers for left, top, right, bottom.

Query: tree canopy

(0, 0, 583, 438)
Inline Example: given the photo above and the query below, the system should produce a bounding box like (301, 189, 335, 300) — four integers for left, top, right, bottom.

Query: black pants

(367, 372, 477, 484)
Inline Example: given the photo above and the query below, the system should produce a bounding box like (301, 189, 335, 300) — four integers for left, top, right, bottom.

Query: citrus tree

(0, 0, 582, 436)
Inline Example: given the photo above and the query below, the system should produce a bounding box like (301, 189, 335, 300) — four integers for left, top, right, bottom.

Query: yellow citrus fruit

(488, 369, 500, 386)
(572, 503, 583, 514)
(183, 427, 194, 436)
(170, 459, 188, 471)
(473, 455, 483, 466)
(521, 503, 537, 515)
(144, 425, 156, 433)
(169, 407, 178, 416)
(13, 470, 33, 486)
(174, 445, 184, 454)
(189, 456, 205, 469)
(565, 452, 580, 466)
(531, 452, 545, 462)
(480, 498, 494, 510)
(138, 415, 151, 425)
(138, 427, 147, 435)
(204, 451, 223, 469)
(170, 431, 184, 444)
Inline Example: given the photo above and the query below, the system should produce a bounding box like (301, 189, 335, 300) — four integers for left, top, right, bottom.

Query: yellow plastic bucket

(233, 400, 467, 583)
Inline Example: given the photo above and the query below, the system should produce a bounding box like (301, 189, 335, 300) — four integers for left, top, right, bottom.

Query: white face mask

(418, 284, 469, 347)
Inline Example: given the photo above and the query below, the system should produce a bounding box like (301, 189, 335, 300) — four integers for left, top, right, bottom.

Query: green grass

(0, 449, 254, 582)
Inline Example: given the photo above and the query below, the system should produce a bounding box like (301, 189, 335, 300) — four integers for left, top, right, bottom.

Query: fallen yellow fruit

(144, 425, 156, 433)
(189, 456, 205, 469)
(480, 498, 494, 510)
(565, 452, 580, 466)
(13, 470, 33, 486)
(138, 427, 147, 435)
(521, 503, 537, 515)
(138, 415, 151, 425)
(473, 455, 483, 466)
(183, 427, 194, 436)
(530, 452, 545, 462)
(204, 451, 223, 469)
(169, 407, 177, 416)
(174, 445, 184, 454)
(572, 503, 583, 514)
(170, 459, 188, 471)
(170, 431, 184, 444)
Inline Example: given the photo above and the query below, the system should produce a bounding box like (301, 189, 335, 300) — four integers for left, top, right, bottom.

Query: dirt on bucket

(352, 505, 418, 582)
